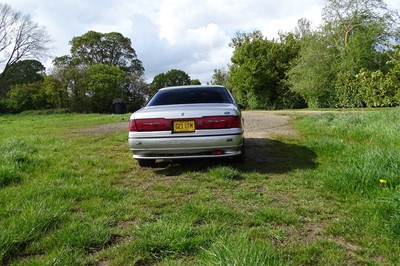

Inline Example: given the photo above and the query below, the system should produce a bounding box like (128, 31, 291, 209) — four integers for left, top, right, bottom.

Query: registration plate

(173, 120, 195, 133)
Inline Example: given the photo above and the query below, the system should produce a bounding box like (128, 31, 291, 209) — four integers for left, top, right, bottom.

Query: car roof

(158, 85, 226, 91)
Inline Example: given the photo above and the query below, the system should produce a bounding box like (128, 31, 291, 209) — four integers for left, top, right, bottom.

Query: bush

(336, 70, 364, 108)
(0, 98, 13, 114)
(336, 69, 400, 108)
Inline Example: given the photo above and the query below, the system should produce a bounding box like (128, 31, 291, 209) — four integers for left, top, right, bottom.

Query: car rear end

(128, 86, 244, 166)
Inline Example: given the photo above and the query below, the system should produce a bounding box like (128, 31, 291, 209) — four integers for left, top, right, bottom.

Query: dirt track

(83, 111, 307, 170)
(242, 111, 297, 138)
(87, 111, 297, 137)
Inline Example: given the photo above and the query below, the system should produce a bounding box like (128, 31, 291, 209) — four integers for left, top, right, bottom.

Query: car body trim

(130, 132, 243, 140)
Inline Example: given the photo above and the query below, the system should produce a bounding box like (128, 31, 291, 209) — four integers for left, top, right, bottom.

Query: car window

(147, 87, 234, 106)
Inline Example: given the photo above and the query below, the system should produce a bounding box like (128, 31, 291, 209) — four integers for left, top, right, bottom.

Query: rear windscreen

(147, 87, 234, 106)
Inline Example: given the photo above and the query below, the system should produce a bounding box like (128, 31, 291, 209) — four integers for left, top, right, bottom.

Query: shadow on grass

(149, 138, 317, 176)
(241, 138, 317, 173)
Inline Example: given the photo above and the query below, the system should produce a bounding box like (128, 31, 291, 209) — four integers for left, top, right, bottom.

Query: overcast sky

(3, 0, 400, 83)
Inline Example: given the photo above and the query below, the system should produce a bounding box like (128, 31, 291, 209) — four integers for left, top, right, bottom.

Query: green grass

(1, 108, 400, 265)
(197, 233, 290, 265)
(295, 108, 400, 264)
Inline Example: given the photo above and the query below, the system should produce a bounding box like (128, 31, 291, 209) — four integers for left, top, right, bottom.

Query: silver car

(128, 85, 245, 167)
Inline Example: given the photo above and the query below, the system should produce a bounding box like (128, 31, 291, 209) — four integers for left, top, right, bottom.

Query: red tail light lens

(231, 116, 242, 128)
(198, 116, 241, 129)
(133, 118, 171, 131)
(129, 115, 241, 132)
(129, 120, 138, 131)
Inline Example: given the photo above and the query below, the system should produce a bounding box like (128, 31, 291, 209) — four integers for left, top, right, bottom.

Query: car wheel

(138, 159, 156, 167)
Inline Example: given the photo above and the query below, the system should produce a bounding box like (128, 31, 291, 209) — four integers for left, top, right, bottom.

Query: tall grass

(298, 109, 400, 194)
(297, 108, 400, 264)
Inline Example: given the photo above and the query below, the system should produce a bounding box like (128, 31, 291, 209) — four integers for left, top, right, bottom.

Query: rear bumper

(129, 133, 243, 160)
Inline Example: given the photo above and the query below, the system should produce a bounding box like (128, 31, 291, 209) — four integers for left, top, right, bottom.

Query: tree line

(0, 4, 200, 114)
(0, 0, 399, 114)
(213, 0, 400, 109)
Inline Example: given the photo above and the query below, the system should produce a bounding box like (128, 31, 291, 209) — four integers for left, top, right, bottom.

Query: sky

(2, 0, 400, 83)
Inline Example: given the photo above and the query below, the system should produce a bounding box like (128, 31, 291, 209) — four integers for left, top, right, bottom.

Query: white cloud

(1, 0, 399, 83)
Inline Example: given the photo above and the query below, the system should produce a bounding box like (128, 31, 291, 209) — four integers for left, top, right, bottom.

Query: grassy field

(1, 108, 400, 265)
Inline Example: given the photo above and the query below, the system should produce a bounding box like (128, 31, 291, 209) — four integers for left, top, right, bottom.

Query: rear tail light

(129, 120, 138, 131)
(197, 116, 241, 129)
(129, 115, 241, 132)
(231, 116, 242, 128)
(133, 118, 171, 131)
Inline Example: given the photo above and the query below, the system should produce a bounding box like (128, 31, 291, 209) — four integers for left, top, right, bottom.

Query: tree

(209, 69, 228, 86)
(124, 73, 151, 111)
(2, 60, 45, 86)
(287, 0, 400, 108)
(7, 81, 47, 112)
(151, 73, 167, 91)
(52, 31, 146, 113)
(163, 69, 190, 86)
(322, 0, 399, 71)
(294, 18, 313, 39)
(151, 69, 191, 90)
(190, 79, 201, 85)
(6, 75, 70, 112)
(227, 30, 303, 109)
(69, 31, 144, 74)
(85, 64, 126, 113)
(228, 31, 275, 109)
(41, 75, 68, 109)
(0, 4, 51, 95)
(51, 56, 88, 112)
(287, 32, 340, 108)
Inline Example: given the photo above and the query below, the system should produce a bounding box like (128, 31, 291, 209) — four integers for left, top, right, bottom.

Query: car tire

(138, 159, 156, 167)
